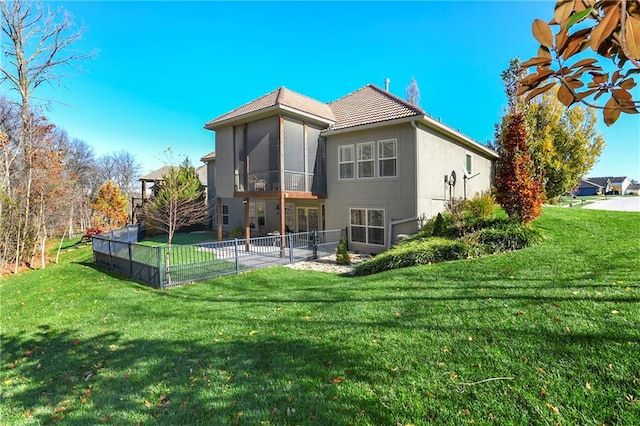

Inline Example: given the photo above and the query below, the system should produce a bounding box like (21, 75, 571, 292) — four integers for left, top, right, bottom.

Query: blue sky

(32, 1, 640, 179)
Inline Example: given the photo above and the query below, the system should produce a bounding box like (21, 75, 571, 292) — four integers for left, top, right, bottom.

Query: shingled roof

(203, 84, 496, 158)
(140, 165, 207, 187)
(204, 87, 335, 129)
(327, 84, 424, 130)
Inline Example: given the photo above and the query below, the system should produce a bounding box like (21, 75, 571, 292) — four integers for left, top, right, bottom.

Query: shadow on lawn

(2, 325, 390, 425)
(3, 320, 638, 425)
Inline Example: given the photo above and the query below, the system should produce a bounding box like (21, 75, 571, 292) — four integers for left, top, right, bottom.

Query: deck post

(279, 115, 286, 258)
(216, 197, 223, 241)
(244, 197, 250, 251)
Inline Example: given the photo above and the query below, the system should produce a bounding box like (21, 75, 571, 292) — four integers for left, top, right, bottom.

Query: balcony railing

(236, 170, 326, 194)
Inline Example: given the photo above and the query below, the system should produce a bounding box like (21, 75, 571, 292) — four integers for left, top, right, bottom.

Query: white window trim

(465, 152, 473, 175)
(338, 145, 355, 180)
(349, 207, 385, 246)
(357, 141, 375, 179)
(378, 139, 397, 178)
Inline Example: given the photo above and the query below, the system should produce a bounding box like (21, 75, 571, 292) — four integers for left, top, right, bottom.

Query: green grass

(140, 232, 218, 246)
(1, 207, 639, 424)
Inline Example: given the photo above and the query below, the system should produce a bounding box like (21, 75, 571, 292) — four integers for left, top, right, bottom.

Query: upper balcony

(204, 87, 336, 201)
(235, 170, 326, 198)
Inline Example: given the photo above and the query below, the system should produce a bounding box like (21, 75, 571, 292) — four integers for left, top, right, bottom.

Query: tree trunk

(56, 229, 67, 264)
(68, 203, 75, 237)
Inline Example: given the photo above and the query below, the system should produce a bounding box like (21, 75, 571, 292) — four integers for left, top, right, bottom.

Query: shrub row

(472, 222, 543, 253)
(354, 214, 542, 276)
(353, 238, 467, 276)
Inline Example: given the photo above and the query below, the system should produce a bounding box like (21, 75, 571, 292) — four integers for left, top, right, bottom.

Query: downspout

(386, 120, 420, 249)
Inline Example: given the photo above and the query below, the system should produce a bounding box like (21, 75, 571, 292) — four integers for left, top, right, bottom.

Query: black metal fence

(93, 226, 345, 289)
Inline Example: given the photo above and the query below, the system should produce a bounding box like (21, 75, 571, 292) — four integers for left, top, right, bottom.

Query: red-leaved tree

(494, 112, 545, 225)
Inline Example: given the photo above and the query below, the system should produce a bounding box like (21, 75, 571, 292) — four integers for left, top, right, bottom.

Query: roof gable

(200, 151, 216, 162)
(205, 87, 335, 128)
(327, 84, 424, 130)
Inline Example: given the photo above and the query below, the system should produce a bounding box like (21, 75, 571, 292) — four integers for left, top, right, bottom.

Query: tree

(96, 150, 141, 198)
(143, 158, 208, 285)
(405, 76, 421, 107)
(494, 112, 545, 225)
(526, 88, 605, 199)
(29, 118, 72, 268)
(1, 0, 92, 272)
(499, 58, 606, 200)
(519, 0, 640, 126)
(63, 138, 98, 234)
(495, 62, 545, 225)
(143, 158, 208, 246)
(91, 180, 128, 230)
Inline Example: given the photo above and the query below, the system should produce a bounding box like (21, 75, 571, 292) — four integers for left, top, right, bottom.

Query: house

(625, 182, 640, 195)
(204, 84, 498, 253)
(607, 176, 631, 195)
(575, 177, 608, 196)
(580, 176, 631, 196)
(132, 164, 208, 223)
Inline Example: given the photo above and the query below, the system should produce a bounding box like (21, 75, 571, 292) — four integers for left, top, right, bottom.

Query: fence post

(108, 239, 113, 269)
(157, 246, 164, 290)
(234, 239, 240, 273)
(312, 230, 318, 260)
(288, 233, 293, 263)
(128, 243, 133, 276)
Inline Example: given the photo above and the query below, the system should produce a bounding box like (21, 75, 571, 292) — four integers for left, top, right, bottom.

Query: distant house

(203, 84, 498, 253)
(132, 164, 208, 223)
(581, 176, 631, 196)
(626, 183, 640, 195)
(575, 177, 609, 196)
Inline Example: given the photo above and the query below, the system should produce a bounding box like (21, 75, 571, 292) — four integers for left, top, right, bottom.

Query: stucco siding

(214, 127, 234, 198)
(324, 123, 417, 253)
(415, 123, 494, 218)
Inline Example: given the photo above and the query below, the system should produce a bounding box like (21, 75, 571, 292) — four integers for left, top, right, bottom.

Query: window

(222, 204, 229, 225)
(378, 139, 397, 177)
(338, 145, 354, 179)
(465, 153, 473, 175)
(350, 208, 384, 246)
(357, 142, 375, 178)
(249, 201, 266, 228)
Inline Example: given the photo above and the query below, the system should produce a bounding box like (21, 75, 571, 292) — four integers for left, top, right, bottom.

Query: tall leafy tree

(0, 0, 92, 272)
(143, 157, 208, 285)
(495, 112, 545, 225)
(143, 157, 208, 246)
(519, 0, 639, 125)
(495, 61, 545, 225)
(91, 180, 128, 230)
(499, 58, 606, 200)
(525, 88, 605, 199)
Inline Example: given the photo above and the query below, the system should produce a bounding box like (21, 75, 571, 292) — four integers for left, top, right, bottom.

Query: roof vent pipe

(384, 78, 390, 92)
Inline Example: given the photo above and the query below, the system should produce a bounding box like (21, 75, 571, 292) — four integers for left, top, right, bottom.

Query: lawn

(1, 207, 639, 425)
